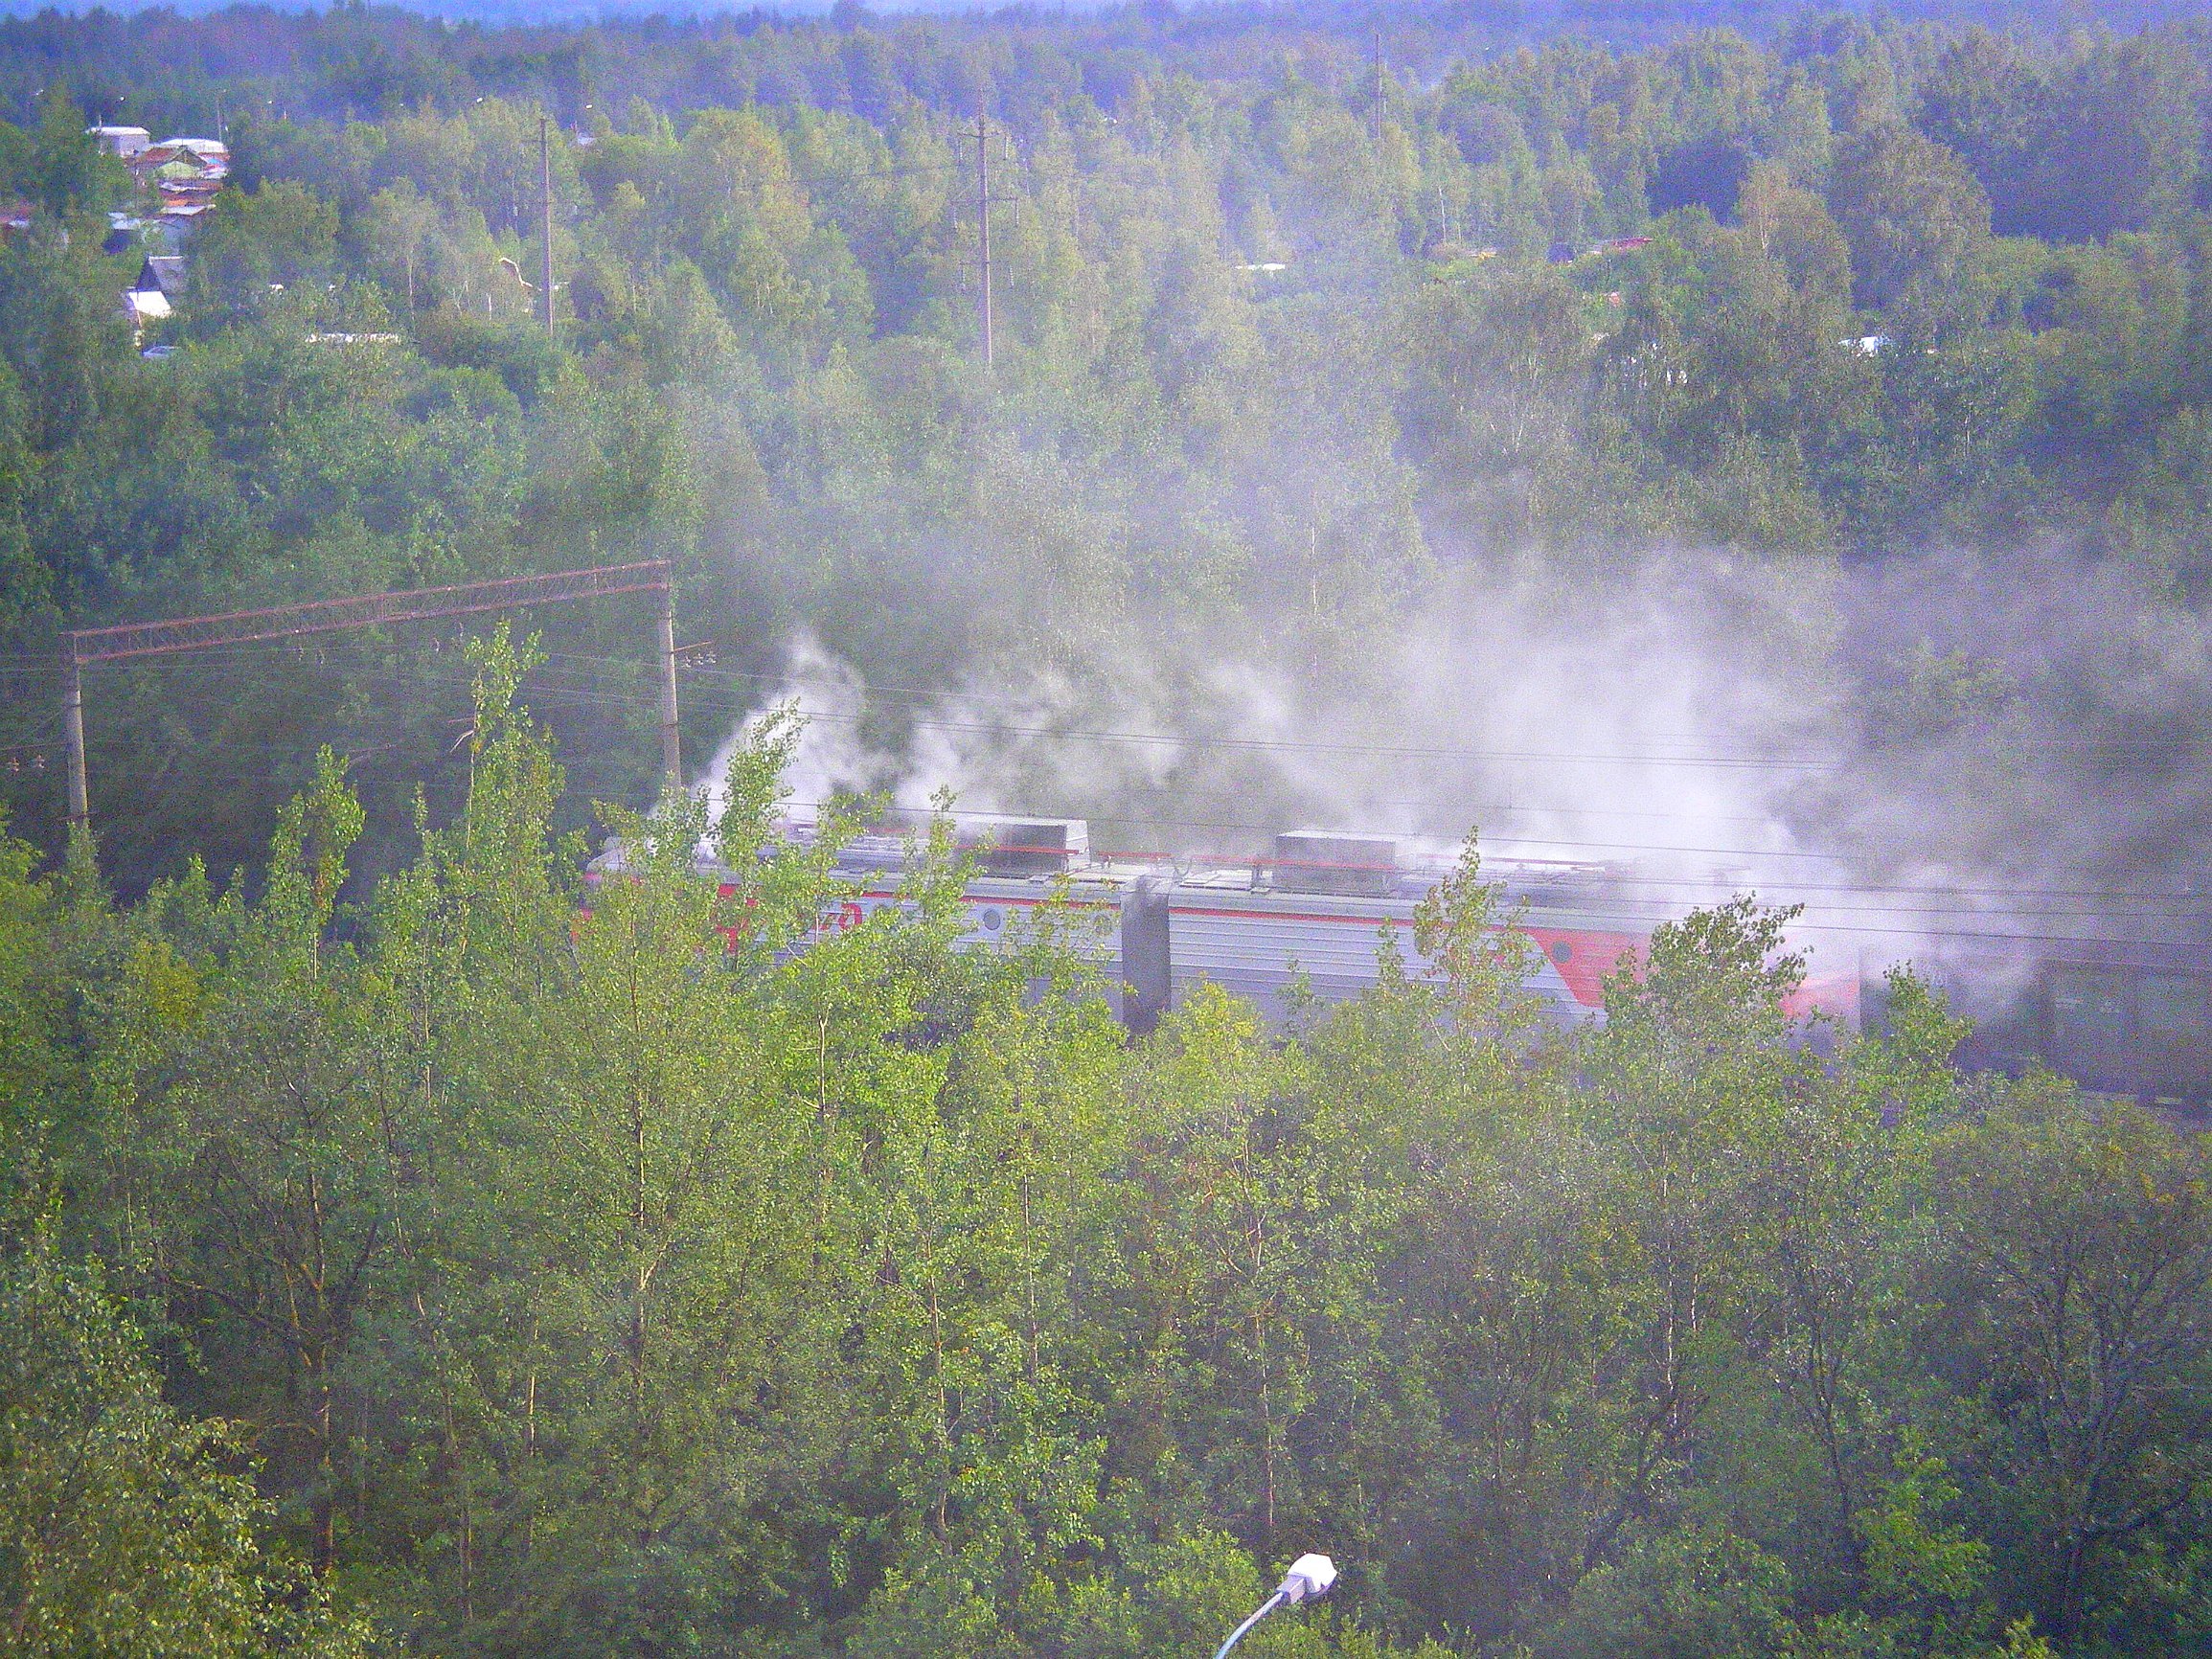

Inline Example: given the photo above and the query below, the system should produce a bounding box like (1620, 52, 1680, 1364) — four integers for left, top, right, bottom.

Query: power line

(40, 724, 2212, 937)
(41, 659, 2212, 908)
(748, 803, 2211, 951)
(28, 648, 2212, 920)
(13, 637, 2212, 761)
(59, 562, 683, 832)
(523, 648, 2212, 758)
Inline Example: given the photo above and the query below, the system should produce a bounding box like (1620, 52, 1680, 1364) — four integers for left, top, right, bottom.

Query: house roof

(135, 255, 185, 296)
(137, 138, 230, 179)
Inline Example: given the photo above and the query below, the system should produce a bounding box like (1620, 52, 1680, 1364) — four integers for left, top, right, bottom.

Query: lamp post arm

(1213, 1589, 1288, 1659)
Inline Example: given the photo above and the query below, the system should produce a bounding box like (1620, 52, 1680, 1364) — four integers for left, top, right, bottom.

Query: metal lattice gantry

(63, 559, 680, 829)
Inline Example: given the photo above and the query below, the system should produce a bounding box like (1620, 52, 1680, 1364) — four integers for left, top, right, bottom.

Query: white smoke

(696, 546, 2212, 999)
(695, 627, 880, 826)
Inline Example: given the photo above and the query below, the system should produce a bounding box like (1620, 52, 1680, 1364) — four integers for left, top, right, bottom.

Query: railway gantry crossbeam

(62, 559, 680, 830)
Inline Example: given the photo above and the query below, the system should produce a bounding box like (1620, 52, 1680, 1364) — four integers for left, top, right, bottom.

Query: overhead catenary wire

(32, 654, 2212, 912)
(22, 645, 2212, 930)
(6, 644, 2163, 798)
(11, 639, 2212, 754)
(543, 648, 2212, 758)
(46, 560, 684, 831)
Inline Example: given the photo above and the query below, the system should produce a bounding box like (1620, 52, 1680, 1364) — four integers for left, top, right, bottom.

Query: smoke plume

(699, 545, 2212, 990)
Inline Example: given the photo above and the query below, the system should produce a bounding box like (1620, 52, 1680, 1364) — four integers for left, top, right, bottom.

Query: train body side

(824, 875, 1128, 977)
(1896, 948, 2212, 1109)
(779, 862, 1653, 1034)
(593, 811, 2208, 1102)
(820, 861, 2202, 1104)
(1152, 880, 1647, 1028)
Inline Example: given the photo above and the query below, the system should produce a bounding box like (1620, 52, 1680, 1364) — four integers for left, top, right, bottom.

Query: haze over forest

(5, 2, 2212, 1656)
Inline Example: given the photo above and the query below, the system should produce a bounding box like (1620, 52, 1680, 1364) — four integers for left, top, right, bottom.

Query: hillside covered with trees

(5, 3, 2212, 1655)
(0, 4, 2210, 882)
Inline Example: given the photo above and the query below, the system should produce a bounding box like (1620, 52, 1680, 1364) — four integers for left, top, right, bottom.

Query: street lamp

(1213, 1554, 1338, 1659)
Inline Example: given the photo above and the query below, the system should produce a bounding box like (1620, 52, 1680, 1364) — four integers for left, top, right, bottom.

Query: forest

(4, 1, 2212, 1654)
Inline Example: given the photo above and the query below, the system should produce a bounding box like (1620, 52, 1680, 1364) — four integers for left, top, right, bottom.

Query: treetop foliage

(0, 11, 2210, 1648)
(3, 657, 2211, 1655)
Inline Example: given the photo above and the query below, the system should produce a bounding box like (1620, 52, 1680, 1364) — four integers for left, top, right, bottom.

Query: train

(587, 813, 2212, 1111)
(1933, 941, 2212, 1110)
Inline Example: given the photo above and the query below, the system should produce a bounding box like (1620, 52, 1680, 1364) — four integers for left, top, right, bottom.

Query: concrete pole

(976, 114, 992, 368)
(540, 114, 556, 342)
(63, 646, 87, 828)
(657, 583, 681, 794)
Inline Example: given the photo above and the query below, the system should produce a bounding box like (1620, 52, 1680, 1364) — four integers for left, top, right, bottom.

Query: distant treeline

(0, 0, 2201, 139)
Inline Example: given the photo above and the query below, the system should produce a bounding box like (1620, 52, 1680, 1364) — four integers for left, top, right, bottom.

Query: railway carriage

(592, 812, 2208, 1105)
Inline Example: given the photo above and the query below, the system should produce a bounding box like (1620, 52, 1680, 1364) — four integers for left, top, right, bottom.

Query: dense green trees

(0, 10, 2210, 1647)
(2, 11, 2211, 884)
(7, 665, 2212, 1655)
(0, 1238, 368, 1658)
(0, 12, 2194, 875)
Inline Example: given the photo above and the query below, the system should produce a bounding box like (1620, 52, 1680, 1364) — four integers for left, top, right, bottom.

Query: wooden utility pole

(975, 113, 993, 368)
(60, 561, 678, 832)
(539, 114, 556, 341)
